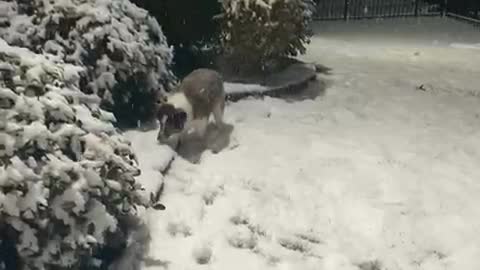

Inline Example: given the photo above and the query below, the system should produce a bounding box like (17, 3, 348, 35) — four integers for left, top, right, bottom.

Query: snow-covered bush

(218, 0, 316, 75)
(0, 39, 150, 270)
(0, 0, 175, 127)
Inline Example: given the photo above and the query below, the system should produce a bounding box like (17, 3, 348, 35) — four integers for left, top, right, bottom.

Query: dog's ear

(174, 110, 187, 129)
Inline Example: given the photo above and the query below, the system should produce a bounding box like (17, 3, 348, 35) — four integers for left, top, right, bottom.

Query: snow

(124, 129, 176, 202)
(224, 82, 269, 94)
(127, 17, 480, 270)
(450, 43, 480, 50)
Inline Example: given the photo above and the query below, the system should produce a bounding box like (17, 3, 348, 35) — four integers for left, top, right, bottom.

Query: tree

(0, 37, 151, 270)
(0, 0, 175, 127)
(218, 0, 316, 76)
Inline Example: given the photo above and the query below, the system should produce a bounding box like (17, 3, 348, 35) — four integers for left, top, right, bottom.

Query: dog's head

(156, 103, 187, 141)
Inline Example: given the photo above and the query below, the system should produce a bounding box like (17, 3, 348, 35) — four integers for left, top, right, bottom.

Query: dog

(155, 68, 226, 150)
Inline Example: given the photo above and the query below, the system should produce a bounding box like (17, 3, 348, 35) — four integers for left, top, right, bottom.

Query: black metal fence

(445, 1, 480, 27)
(446, 0, 480, 20)
(314, 0, 444, 20)
(314, 0, 480, 25)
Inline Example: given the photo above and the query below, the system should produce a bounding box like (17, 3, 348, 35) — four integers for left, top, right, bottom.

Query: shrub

(218, 0, 316, 75)
(0, 38, 150, 270)
(0, 0, 175, 127)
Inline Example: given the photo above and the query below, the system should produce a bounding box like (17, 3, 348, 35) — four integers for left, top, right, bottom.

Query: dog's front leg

(184, 117, 208, 137)
(195, 117, 209, 138)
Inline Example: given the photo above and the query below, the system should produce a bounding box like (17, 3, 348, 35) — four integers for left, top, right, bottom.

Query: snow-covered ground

(125, 17, 480, 270)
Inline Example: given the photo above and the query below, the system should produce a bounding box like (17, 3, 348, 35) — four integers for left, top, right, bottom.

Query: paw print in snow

(192, 242, 213, 265)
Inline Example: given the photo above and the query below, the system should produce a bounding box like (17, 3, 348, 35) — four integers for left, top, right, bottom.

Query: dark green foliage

(109, 72, 158, 128)
(132, 0, 222, 77)
(219, 0, 316, 76)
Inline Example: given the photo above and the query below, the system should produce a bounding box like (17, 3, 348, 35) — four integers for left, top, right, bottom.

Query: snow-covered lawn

(125, 17, 480, 270)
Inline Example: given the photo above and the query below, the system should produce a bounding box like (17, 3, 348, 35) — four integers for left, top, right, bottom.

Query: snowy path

(126, 18, 480, 270)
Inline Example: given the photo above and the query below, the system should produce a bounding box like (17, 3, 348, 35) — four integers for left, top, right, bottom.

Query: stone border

(225, 62, 319, 102)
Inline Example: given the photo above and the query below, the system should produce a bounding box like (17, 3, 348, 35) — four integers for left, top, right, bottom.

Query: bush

(0, 38, 150, 270)
(218, 0, 316, 75)
(0, 0, 175, 127)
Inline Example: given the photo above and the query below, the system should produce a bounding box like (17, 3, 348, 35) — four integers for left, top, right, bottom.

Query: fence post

(442, 0, 448, 17)
(343, 0, 349, 21)
(414, 0, 419, 17)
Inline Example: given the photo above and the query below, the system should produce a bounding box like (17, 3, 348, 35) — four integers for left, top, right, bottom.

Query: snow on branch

(0, 0, 175, 126)
(218, 0, 316, 74)
(0, 37, 149, 270)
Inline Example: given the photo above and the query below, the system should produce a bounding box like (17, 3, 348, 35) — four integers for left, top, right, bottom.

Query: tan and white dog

(156, 68, 226, 150)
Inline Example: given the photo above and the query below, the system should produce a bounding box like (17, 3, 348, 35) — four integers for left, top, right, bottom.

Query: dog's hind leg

(213, 99, 225, 128)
